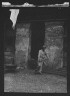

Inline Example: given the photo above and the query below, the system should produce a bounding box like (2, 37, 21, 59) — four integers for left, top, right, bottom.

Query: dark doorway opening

(30, 21, 45, 60)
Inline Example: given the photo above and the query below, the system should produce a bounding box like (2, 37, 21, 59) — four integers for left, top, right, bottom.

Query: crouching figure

(35, 47, 47, 74)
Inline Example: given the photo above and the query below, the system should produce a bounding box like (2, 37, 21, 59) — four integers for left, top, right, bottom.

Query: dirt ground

(4, 68, 67, 93)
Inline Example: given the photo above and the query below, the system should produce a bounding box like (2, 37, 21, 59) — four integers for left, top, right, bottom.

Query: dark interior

(30, 21, 45, 60)
(27, 21, 45, 70)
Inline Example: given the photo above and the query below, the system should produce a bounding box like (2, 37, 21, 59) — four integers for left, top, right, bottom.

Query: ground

(4, 68, 67, 93)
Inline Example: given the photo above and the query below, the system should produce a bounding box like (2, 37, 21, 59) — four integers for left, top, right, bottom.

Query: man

(35, 46, 47, 74)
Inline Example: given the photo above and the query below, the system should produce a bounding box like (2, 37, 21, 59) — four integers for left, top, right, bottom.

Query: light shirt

(38, 49, 47, 62)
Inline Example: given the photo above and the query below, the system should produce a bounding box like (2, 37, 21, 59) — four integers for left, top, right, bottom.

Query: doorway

(30, 21, 45, 60)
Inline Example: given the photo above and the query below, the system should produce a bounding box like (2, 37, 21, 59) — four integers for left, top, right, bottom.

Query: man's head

(43, 45, 46, 48)
(42, 45, 46, 51)
(42, 47, 44, 51)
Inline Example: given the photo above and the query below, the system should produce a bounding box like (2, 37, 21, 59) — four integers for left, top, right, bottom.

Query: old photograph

(4, 8, 67, 93)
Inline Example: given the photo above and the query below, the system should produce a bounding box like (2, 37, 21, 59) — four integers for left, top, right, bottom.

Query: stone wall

(15, 24, 30, 68)
(44, 22, 64, 69)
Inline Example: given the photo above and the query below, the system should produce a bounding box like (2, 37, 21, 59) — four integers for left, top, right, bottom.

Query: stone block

(44, 22, 64, 69)
(15, 23, 30, 68)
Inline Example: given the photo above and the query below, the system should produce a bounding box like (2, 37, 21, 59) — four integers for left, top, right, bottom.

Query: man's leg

(35, 61, 43, 74)
(38, 62, 43, 73)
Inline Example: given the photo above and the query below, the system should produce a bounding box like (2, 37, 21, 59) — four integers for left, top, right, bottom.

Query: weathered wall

(44, 22, 64, 69)
(15, 24, 30, 68)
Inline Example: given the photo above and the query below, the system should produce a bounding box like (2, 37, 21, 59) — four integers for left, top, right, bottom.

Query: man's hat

(43, 45, 46, 48)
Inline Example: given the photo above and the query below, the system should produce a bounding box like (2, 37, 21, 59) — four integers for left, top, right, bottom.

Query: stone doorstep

(5, 56, 14, 59)
(4, 64, 17, 70)
(4, 64, 16, 66)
